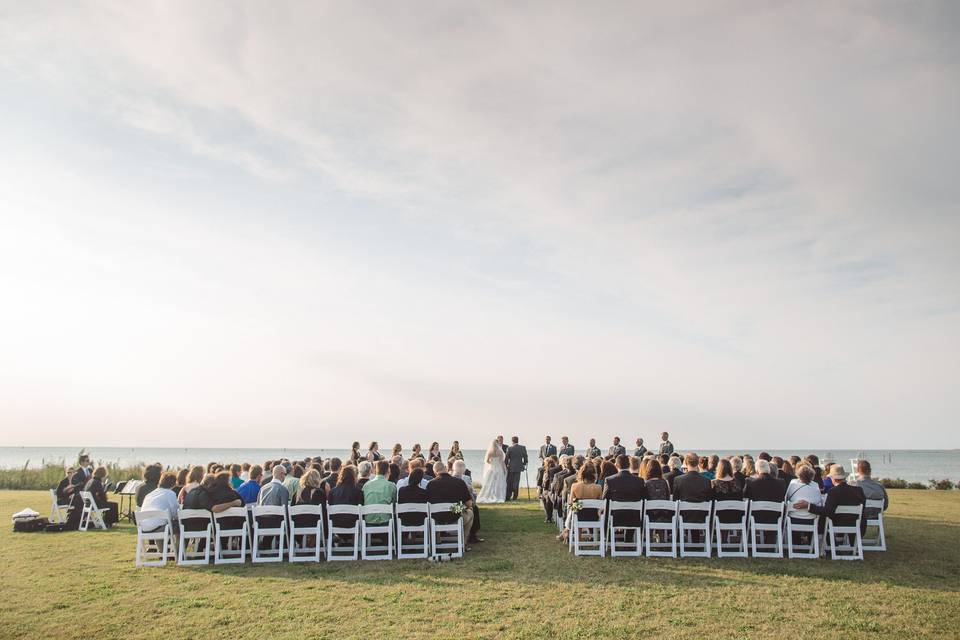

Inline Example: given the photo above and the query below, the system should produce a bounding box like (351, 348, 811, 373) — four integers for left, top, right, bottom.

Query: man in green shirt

(362, 460, 397, 525)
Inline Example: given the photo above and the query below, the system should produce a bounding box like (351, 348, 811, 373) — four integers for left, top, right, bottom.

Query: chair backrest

(327, 504, 360, 516)
(178, 509, 212, 525)
(288, 504, 324, 517)
(252, 505, 287, 519)
(679, 500, 712, 512)
(360, 504, 394, 517)
(395, 503, 429, 515)
(749, 500, 784, 515)
(714, 500, 747, 513)
(136, 509, 170, 530)
(214, 506, 248, 521)
(577, 499, 605, 510)
(865, 499, 884, 511)
(79, 490, 95, 506)
(607, 500, 643, 511)
(834, 504, 863, 518)
(644, 499, 678, 512)
(428, 502, 454, 517)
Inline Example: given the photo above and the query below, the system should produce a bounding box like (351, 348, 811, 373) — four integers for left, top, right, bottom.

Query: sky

(0, 2, 958, 450)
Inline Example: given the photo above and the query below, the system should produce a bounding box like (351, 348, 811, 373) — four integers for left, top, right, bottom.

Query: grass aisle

(1, 489, 958, 639)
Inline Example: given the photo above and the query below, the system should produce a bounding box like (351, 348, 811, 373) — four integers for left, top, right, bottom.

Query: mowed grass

(1, 489, 958, 640)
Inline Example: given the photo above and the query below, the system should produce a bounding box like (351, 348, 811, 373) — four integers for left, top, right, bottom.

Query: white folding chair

(678, 501, 712, 558)
(251, 505, 287, 563)
(606, 500, 644, 557)
(135, 509, 173, 567)
(288, 504, 325, 562)
(395, 503, 430, 559)
(78, 491, 111, 531)
(49, 489, 70, 524)
(213, 507, 249, 564)
(748, 501, 784, 558)
(570, 499, 606, 557)
(823, 504, 864, 560)
(428, 503, 464, 559)
(360, 504, 395, 560)
(644, 500, 678, 557)
(785, 515, 820, 559)
(862, 499, 886, 551)
(713, 500, 748, 558)
(326, 504, 360, 561)
(177, 509, 213, 566)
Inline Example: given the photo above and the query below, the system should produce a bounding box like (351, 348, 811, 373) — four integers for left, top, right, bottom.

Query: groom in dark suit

(505, 437, 528, 501)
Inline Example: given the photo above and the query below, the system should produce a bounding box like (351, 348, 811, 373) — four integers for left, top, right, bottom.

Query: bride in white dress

(476, 439, 508, 503)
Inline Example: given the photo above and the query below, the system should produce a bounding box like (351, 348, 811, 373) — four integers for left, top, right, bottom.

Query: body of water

(1, 446, 958, 484)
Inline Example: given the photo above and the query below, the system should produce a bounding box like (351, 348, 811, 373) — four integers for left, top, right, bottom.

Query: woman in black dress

(83, 466, 118, 526)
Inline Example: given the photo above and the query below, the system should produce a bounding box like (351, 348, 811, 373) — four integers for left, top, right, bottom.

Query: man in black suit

(672, 452, 713, 540)
(602, 455, 646, 537)
(743, 459, 786, 543)
(538, 436, 557, 462)
(426, 462, 474, 548)
(796, 465, 867, 534)
(546, 456, 573, 522)
(505, 437, 528, 501)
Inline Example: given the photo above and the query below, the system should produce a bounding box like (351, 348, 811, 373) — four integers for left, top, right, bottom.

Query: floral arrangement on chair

(449, 502, 466, 516)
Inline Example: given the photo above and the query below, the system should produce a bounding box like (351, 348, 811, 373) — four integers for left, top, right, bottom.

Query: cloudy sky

(1, 2, 957, 450)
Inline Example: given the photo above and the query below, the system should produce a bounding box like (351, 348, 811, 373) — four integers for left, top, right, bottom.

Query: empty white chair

(570, 499, 606, 557)
(862, 499, 886, 551)
(428, 502, 464, 559)
(177, 509, 213, 566)
(748, 501, 785, 558)
(213, 507, 249, 564)
(135, 509, 173, 567)
(606, 500, 644, 557)
(49, 490, 70, 524)
(395, 503, 430, 559)
(326, 504, 361, 561)
(678, 501, 713, 558)
(785, 514, 820, 559)
(823, 504, 864, 560)
(78, 491, 111, 531)
(251, 505, 287, 563)
(360, 504, 395, 560)
(644, 500, 679, 558)
(712, 500, 748, 558)
(288, 504, 325, 562)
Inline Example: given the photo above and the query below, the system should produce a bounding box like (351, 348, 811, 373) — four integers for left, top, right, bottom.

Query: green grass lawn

(2, 489, 958, 639)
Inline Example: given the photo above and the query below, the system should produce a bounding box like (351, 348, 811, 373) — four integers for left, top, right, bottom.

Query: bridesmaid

(448, 440, 464, 462)
(428, 442, 442, 463)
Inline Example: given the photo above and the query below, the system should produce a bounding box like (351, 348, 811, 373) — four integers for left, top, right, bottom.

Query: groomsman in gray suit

(585, 438, 601, 458)
(608, 436, 626, 457)
(505, 437, 528, 501)
(538, 436, 557, 462)
(558, 436, 575, 456)
(658, 431, 674, 456)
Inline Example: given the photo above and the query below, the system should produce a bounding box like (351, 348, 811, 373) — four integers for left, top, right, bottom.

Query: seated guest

(741, 457, 756, 480)
(321, 458, 342, 493)
(672, 453, 713, 503)
(257, 464, 290, 506)
(795, 464, 867, 534)
(178, 465, 205, 505)
(172, 467, 189, 496)
(822, 462, 835, 492)
(240, 462, 251, 482)
(209, 471, 245, 531)
(698, 456, 714, 480)
(388, 462, 402, 484)
(602, 454, 646, 535)
(598, 460, 617, 487)
(744, 459, 787, 502)
(539, 456, 562, 522)
(426, 461, 474, 548)
(397, 459, 430, 489)
(664, 456, 683, 490)
(297, 468, 326, 506)
(850, 460, 889, 520)
(229, 464, 243, 489)
(453, 460, 482, 543)
(640, 459, 670, 500)
(357, 461, 372, 488)
(83, 466, 118, 527)
(805, 454, 823, 486)
(730, 456, 745, 489)
(55, 467, 75, 506)
(237, 465, 263, 504)
(397, 467, 428, 528)
(362, 460, 397, 526)
(561, 455, 585, 510)
(629, 456, 641, 476)
(558, 463, 602, 542)
(328, 465, 364, 528)
(138, 471, 180, 531)
(283, 465, 302, 505)
(785, 463, 823, 521)
(711, 459, 743, 501)
(779, 460, 796, 485)
(136, 463, 162, 507)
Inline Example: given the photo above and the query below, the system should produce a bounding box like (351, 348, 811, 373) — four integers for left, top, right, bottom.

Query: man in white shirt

(138, 472, 180, 531)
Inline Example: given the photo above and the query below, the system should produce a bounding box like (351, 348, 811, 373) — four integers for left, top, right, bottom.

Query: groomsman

(658, 431, 674, 456)
(539, 436, 557, 461)
(608, 436, 626, 457)
(585, 438, 601, 458)
(558, 436, 575, 456)
(633, 438, 647, 457)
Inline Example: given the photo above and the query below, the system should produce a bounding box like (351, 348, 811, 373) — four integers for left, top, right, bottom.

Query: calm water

(1, 446, 958, 484)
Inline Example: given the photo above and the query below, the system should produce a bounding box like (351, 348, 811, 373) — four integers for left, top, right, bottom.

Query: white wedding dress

(476, 445, 508, 504)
